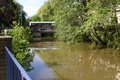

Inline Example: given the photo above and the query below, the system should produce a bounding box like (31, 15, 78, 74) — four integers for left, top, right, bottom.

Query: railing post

(0, 36, 12, 80)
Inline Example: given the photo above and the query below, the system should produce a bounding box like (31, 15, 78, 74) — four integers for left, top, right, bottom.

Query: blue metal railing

(5, 47, 32, 80)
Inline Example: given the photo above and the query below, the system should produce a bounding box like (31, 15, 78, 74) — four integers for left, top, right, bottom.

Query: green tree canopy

(36, 0, 120, 47)
(0, 0, 27, 28)
(30, 15, 41, 21)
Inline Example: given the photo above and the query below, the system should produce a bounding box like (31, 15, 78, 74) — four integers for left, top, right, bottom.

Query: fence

(5, 47, 32, 80)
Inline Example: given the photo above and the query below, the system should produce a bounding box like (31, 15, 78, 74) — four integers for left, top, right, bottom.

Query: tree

(30, 15, 41, 21)
(0, 0, 27, 29)
(12, 1, 27, 26)
(37, 1, 54, 21)
(36, 0, 120, 48)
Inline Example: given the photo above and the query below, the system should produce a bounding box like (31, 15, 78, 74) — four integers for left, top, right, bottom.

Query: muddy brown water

(28, 42, 120, 80)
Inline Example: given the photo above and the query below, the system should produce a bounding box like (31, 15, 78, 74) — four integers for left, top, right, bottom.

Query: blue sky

(17, 0, 48, 17)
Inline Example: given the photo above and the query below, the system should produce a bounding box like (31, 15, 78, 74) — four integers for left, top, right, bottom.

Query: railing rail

(5, 47, 32, 80)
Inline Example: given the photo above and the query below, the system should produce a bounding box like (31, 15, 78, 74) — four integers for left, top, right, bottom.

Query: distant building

(29, 22, 55, 41)
(116, 5, 120, 24)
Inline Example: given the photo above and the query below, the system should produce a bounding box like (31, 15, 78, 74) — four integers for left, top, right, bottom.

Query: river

(28, 42, 120, 80)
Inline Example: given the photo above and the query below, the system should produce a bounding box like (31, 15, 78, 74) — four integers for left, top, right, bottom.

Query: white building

(116, 5, 120, 24)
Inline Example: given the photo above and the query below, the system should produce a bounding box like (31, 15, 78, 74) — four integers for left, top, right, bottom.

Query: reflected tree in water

(37, 42, 120, 80)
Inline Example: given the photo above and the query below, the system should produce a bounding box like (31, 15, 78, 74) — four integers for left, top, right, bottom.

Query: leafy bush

(10, 23, 33, 71)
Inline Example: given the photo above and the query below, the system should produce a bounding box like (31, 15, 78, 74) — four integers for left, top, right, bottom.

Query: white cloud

(17, 0, 48, 17)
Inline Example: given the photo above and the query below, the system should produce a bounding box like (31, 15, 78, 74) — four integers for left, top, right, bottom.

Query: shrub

(10, 23, 33, 71)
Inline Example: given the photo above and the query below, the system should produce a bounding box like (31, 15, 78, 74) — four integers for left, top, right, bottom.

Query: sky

(17, 0, 48, 17)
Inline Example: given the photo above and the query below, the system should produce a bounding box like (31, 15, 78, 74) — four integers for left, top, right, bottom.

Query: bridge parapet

(0, 36, 12, 80)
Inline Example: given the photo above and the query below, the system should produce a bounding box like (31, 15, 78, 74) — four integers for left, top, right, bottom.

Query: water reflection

(28, 50, 58, 80)
(115, 73, 120, 80)
(34, 42, 120, 80)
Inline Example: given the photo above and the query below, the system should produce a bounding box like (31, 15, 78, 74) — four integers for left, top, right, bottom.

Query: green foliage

(36, 0, 120, 48)
(10, 23, 33, 71)
(47, 0, 87, 42)
(30, 15, 41, 21)
(100, 25, 120, 48)
(13, 2, 27, 26)
(0, 0, 27, 27)
(37, 1, 54, 21)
